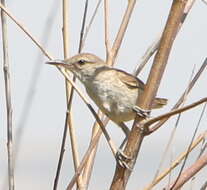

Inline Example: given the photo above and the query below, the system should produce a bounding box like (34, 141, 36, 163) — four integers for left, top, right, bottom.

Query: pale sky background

(1, 0, 207, 189)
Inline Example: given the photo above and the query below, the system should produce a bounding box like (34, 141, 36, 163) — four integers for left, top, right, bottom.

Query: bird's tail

(152, 97, 168, 109)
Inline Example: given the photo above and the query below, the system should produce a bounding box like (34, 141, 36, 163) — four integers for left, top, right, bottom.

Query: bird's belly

(86, 84, 137, 123)
(105, 104, 136, 123)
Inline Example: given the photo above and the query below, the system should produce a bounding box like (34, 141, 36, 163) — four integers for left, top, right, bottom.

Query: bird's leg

(96, 120, 132, 169)
(114, 122, 133, 170)
(100, 125, 132, 169)
(119, 122, 130, 149)
(133, 105, 151, 118)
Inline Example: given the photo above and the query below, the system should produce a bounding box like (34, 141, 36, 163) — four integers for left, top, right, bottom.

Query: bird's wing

(116, 69, 145, 90)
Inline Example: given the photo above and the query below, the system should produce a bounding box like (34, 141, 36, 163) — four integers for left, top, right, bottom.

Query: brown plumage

(47, 53, 167, 135)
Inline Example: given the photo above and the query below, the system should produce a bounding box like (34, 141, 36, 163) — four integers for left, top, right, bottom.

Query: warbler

(46, 53, 167, 136)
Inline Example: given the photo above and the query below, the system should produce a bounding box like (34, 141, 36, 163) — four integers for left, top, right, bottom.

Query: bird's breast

(85, 74, 138, 123)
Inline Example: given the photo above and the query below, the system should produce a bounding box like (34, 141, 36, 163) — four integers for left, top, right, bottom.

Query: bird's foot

(133, 106, 150, 118)
(116, 149, 133, 170)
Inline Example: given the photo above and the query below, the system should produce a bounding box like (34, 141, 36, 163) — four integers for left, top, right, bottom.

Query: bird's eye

(78, 59, 86, 65)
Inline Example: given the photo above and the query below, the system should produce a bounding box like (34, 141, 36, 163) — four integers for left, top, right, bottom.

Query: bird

(46, 53, 167, 137)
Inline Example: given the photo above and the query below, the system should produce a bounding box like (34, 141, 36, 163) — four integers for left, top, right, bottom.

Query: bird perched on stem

(47, 53, 167, 168)
(46, 53, 167, 137)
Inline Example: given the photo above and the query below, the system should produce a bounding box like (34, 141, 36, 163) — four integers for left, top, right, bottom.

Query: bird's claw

(133, 106, 150, 118)
(116, 149, 133, 170)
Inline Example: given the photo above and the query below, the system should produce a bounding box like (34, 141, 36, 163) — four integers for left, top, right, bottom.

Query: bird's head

(46, 53, 106, 82)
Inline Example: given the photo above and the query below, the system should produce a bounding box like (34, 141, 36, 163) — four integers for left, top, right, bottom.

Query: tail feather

(152, 97, 168, 109)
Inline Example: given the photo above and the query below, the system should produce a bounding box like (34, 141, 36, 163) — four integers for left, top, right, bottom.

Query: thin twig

(200, 180, 207, 190)
(65, 1, 89, 188)
(78, 0, 88, 53)
(184, 0, 196, 16)
(153, 115, 180, 183)
(66, 0, 88, 110)
(169, 103, 207, 190)
(133, 35, 160, 76)
(0, 2, 52, 60)
(145, 0, 196, 134)
(197, 140, 207, 160)
(201, 0, 207, 5)
(104, 0, 111, 61)
(54, 0, 84, 189)
(14, 0, 58, 164)
(133, 0, 196, 77)
(110, 1, 188, 189)
(152, 65, 195, 184)
(81, 0, 102, 51)
(144, 97, 207, 127)
(62, 0, 70, 58)
(167, 149, 174, 188)
(109, 0, 137, 65)
(66, 117, 109, 190)
(82, 112, 107, 188)
(66, 131, 102, 190)
(143, 131, 207, 190)
(53, 112, 70, 190)
(54, 1, 71, 189)
(63, 0, 83, 188)
(164, 151, 207, 190)
(1, 0, 15, 189)
(80, 0, 106, 187)
(1, 2, 58, 189)
(78, 0, 111, 187)
(149, 57, 207, 134)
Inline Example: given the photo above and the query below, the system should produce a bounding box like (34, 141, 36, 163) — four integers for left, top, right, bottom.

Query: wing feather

(116, 69, 145, 90)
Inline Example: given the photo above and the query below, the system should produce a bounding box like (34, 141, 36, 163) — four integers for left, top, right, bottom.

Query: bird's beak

(46, 59, 68, 67)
